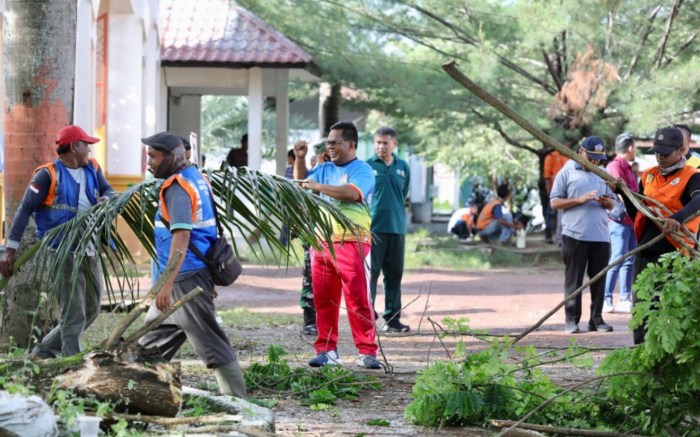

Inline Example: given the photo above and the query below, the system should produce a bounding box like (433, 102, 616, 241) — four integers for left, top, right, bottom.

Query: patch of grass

(218, 308, 299, 330)
(404, 228, 528, 270)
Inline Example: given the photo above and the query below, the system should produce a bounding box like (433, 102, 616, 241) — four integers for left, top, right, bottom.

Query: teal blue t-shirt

(367, 154, 410, 234)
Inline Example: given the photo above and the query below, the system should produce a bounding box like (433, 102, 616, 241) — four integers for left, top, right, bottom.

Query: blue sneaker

(308, 350, 340, 367)
(355, 354, 381, 369)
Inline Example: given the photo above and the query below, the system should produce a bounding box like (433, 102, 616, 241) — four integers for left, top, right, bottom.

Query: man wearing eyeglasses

(632, 126, 700, 344)
(293, 121, 380, 370)
(551, 136, 616, 335)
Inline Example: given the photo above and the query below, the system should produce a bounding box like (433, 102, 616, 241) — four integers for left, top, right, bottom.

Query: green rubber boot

(214, 361, 247, 398)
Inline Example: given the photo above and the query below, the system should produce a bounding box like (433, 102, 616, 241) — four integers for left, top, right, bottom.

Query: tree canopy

(239, 0, 699, 180)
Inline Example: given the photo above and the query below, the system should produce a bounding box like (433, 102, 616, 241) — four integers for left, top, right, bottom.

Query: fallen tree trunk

(56, 351, 182, 417)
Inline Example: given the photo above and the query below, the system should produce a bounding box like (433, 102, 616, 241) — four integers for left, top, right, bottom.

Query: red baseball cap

(56, 125, 100, 146)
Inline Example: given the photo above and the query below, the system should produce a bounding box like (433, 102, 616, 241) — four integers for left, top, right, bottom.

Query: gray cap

(142, 132, 183, 153)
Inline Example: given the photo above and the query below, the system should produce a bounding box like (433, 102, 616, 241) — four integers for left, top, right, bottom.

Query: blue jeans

(479, 211, 514, 242)
(604, 221, 636, 302)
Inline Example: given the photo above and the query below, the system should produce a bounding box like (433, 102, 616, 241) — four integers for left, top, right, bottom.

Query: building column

(167, 94, 201, 147)
(105, 12, 143, 190)
(73, 0, 95, 131)
(247, 67, 263, 171)
(275, 69, 289, 176)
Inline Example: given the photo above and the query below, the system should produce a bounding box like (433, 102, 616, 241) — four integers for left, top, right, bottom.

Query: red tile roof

(161, 0, 314, 67)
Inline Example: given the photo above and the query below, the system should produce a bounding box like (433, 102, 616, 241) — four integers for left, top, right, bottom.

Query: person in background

(544, 143, 571, 245)
(139, 132, 246, 398)
(448, 203, 478, 241)
(367, 126, 411, 333)
(226, 134, 248, 168)
(285, 149, 295, 179)
(674, 124, 699, 168)
(632, 126, 700, 344)
(603, 133, 638, 314)
(0, 125, 113, 358)
(551, 136, 616, 334)
(475, 184, 521, 244)
(293, 122, 380, 369)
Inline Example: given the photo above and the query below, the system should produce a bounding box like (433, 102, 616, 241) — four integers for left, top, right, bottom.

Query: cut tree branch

(119, 286, 204, 349)
(103, 250, 183, 350)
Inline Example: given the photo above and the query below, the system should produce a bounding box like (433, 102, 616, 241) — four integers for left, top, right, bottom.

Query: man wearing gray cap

(632, 126, 700, 344)
(551, 136, 616, 334)
(138, 132, 246, 398)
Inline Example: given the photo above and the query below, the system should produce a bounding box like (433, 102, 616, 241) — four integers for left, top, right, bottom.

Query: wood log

(56, 351, 181, 417)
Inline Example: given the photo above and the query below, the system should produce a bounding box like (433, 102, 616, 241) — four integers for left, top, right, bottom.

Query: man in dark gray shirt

(138, 132, 246, 398)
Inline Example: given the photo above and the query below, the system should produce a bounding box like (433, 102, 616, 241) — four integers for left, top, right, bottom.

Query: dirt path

(209, 262, 635, 436)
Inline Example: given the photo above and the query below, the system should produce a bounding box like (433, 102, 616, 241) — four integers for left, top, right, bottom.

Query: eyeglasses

(326, 140, 348, 147)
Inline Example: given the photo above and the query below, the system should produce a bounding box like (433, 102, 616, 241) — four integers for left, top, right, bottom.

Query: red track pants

(311, 241, 377, 356)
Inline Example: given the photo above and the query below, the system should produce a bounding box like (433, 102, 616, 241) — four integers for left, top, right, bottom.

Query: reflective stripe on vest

(634, 165, 700, 253)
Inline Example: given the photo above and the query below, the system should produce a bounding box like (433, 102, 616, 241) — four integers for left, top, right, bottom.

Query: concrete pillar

(247, 67, 263, 171)
(167, 94, 201, 145)
(158, 69, 168, 132)
(275, 69, 289, 176)
(105, 13, 143, 178)
(74, 0, 95, 131)
(142, 24, 159, 137)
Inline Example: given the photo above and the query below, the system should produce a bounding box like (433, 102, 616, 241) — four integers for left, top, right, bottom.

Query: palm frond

(11, 168, 361, 309)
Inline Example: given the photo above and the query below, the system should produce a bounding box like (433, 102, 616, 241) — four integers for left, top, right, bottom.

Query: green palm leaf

(5, 168, 362, 309)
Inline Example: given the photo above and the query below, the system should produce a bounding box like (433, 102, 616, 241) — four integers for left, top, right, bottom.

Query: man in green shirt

(367, 126, 411, 332)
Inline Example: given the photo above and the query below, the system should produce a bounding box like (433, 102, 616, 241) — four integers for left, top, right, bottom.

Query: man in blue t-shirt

(293, 121, 380, 370)
(367, 126, 411, 333)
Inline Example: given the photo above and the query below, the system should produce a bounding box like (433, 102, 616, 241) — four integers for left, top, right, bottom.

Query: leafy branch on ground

(244, 345, 381, 409)
(406, 253, 700, 436)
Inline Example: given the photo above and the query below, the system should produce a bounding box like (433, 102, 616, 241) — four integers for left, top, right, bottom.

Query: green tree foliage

(598, 253, 700, 435)
(239, 0, 699, 177)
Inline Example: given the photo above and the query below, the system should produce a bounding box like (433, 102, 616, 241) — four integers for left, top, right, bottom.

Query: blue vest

(154, 166, 218, 274)
(35, 160, 100, 238)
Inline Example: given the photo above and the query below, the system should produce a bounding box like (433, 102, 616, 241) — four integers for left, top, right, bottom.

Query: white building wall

(105, 13, 143, 176)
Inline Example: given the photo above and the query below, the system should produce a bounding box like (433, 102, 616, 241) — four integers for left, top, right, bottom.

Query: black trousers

(370, 233, 406, 322)
(561, 236, 610, 325)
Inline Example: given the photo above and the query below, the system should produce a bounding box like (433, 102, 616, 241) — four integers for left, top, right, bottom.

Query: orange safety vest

(634, 165, 700, 253)
(476, 199, 501, 230)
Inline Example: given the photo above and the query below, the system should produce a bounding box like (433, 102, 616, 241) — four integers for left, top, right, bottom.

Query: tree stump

(56, 351, 181, 417)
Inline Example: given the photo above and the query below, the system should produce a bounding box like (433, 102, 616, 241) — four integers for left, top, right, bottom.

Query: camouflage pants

(300, 244, 315, 310)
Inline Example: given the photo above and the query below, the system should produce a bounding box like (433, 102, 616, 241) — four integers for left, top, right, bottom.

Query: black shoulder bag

(161, 191, 242, 286)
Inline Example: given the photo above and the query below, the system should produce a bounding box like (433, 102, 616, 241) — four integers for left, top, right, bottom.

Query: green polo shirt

(367, 154, 410, 234)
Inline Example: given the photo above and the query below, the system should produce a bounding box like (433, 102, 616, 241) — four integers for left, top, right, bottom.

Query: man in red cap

(0, 125, 113, 358)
